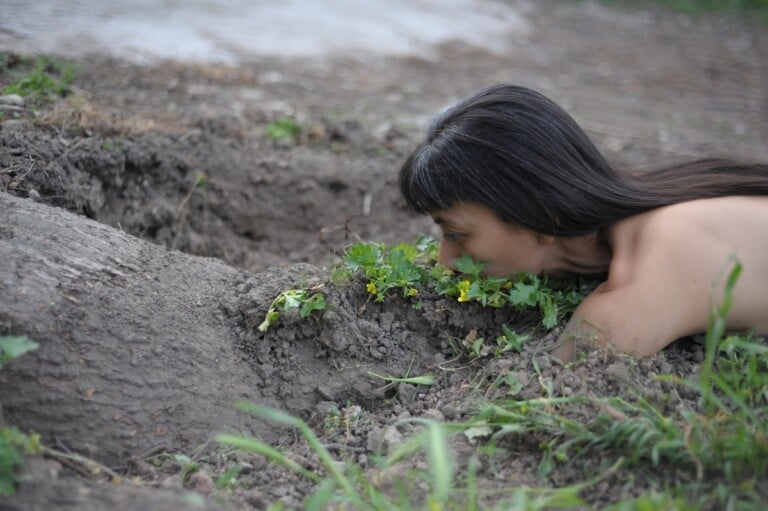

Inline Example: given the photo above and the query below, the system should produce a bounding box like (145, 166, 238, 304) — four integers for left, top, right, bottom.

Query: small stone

(441, 404, 458, 420)
(381, 426, 403, 456)
(398, 383, 417, 403)
(189, 471, 215, 495)
(0, 94, 24, 106)
(367, 427, 383, 451)
(605, 363, 630, 383)
(535, 355, 552, 370)
(422, 408, 444, 422)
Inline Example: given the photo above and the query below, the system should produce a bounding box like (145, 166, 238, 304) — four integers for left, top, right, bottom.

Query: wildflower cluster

(343, 237, 592, 329)
(258, 237, 593, 333)
(341, 235, 437, 302)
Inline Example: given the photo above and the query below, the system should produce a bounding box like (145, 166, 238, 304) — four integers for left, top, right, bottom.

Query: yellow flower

(366, 282, 377, 295)
(457, 280, 471, 302)
(503, 280, 514, 289)
(407, 287, 419, 297)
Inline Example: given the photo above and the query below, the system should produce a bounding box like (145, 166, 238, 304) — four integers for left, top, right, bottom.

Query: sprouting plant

(0, 335, 40, 497)
(343, 240, 430, 302)
(258, 288, 327, 332)
(495, 324, 531, 353)
(266, 118, 300, 141)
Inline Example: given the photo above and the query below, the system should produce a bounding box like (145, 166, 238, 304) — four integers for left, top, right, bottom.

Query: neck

(553, 232, 612, 276)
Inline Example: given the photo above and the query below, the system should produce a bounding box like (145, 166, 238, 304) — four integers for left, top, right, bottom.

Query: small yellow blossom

(366, 282, 377, 295)
(428, 500, 444, 511)
(457, 280, 471, 303)
(503, 280, 514, 289)
(407, 287, 419, 297)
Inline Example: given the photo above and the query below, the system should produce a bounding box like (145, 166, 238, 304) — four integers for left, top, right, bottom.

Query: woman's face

(432, 202, 557, 277)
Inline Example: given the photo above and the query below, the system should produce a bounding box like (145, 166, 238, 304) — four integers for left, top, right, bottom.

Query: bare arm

(552, 287, 679, 362)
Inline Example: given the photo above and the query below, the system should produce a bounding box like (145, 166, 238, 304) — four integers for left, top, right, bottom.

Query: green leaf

(344, 243, 382, 271)
(453, 255, 485, 277)
(367, 371, 434, 385)
(299, 293, 327, 318)
(508, 282, 539, 307)
(426, 422, 452, 505)
(0, 336, 39, 366)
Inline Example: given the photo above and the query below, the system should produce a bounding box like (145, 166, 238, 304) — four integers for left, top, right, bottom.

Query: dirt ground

(1, 0, 767, 509)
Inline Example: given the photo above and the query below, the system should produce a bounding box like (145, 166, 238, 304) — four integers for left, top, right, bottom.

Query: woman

(398, 84, 768, 360)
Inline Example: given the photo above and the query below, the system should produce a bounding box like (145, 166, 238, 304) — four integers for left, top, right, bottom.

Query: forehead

(431, 202, 497, 227)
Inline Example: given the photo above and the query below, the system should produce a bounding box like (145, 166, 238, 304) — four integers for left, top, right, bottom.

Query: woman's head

(398, 84, 634, 237)
(399, 84, 768, 275)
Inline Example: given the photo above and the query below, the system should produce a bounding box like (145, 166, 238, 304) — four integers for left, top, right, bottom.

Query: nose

(438, 242, 460, 269)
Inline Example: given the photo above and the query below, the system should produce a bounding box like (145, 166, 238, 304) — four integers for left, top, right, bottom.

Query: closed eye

(442, 232, 465, 243)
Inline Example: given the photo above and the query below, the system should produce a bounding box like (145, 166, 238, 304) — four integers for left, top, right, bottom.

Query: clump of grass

(476, 259, 768, 507)
(2, 55, 75, 104)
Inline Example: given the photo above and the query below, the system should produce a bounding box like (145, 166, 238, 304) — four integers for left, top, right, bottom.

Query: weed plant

(260, 237, 594, 339)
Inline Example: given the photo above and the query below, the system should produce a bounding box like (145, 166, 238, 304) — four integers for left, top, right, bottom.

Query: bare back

(559, 196, 768, 358)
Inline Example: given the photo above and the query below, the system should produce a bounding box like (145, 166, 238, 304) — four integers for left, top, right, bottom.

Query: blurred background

(3, 0, 531, 62)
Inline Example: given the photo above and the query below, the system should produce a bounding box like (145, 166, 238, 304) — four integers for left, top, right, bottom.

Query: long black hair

(399, 84, 768, 236)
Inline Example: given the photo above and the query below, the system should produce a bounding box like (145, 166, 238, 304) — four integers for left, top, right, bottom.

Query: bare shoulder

(608, 196, 768, 291)
(554, 196, 768, 361)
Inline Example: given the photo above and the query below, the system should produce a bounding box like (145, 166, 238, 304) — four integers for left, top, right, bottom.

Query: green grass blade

(234, 401, 362, 503)
(426, 421, 452, 506)
(215, 434, 320, 482)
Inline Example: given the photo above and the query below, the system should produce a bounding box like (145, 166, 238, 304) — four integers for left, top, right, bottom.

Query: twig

(43, 446, 122, 481)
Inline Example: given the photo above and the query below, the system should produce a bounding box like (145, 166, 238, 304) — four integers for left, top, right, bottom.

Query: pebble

(189, 471, 215, 495)
(605, 363, 630, 383)
(398, 383, 417, 403)
(0, 94, 24, 106)
(381, 426, 403, 455)
(441, 403, 458, 420)
(422, 408, 444, 422)
(535, 355, 552, 370)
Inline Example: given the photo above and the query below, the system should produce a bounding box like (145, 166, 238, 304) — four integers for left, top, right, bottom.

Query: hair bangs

(399, 144, 462, 214)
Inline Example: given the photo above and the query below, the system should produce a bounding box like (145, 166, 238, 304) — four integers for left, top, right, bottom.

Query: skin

(432, 197, 768, 361)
